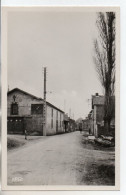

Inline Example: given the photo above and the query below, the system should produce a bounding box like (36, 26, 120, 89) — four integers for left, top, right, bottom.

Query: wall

(93, 106, 97, 136)
(46, 105, 56, 135)
(8, 91, 44, 135)
(8, 90, 65, 135)
(93, 105, 104, 137)
(7, 91, 44, 116)
(46, 105, 64, 135)
(96, 105, 104, 122)
(57, 110, 64, 133)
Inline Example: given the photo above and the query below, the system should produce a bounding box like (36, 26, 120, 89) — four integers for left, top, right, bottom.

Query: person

(24, 129, 27, 140)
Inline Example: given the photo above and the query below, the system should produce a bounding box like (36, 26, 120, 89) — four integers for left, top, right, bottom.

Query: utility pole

(43, 67, 47, 136)
(64, 99, 66, 113)
(69, 108, 71, 118)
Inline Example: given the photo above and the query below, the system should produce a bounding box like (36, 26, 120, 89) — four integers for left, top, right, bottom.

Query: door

(7, 117, 24, 134)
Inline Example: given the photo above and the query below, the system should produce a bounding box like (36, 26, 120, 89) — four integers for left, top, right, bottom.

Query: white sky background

(8, 9, 103, 120)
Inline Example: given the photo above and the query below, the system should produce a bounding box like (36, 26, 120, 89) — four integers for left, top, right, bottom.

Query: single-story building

(7, 88, 65, 136)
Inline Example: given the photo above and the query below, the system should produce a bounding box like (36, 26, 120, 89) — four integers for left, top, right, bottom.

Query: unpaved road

(8, 131, 115, 185)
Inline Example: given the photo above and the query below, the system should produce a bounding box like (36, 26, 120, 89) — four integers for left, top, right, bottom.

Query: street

(8, 131, 115, 185)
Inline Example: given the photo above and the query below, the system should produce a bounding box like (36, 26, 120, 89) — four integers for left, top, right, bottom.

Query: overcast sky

(7, 8, 103, 120)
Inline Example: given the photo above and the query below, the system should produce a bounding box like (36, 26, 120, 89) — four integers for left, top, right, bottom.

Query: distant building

(7, 88, 65, 135)
(76, 118, 83, 131)
(64, 114, 76, 132)
(68, 118, 76, 132)
(64, 114, 69, 132)
(82, 113, 93, 134)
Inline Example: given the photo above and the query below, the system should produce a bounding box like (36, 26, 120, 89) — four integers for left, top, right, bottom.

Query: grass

(79, 134, 115, 185)
(7, 137, 26, 150)
(81, 162, 115, 185)
(7, 134, 44, 151)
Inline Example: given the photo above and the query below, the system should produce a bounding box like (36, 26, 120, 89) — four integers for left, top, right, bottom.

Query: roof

(8, 88, 64, 113)
(92, 95, 105, 106)
(8, 88, 42, 101)
(92, 95, 115, 109)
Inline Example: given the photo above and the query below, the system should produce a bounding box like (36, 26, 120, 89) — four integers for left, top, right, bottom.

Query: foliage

(93, 12, 115, 131)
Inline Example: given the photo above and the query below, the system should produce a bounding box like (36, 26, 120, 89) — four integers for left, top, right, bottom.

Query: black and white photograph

(1, 6, 120, 190)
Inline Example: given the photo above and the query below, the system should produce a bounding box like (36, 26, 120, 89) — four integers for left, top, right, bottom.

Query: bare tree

(93, 12, 115, 133)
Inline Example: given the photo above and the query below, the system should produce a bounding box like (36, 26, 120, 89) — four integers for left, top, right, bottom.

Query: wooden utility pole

(64, 99, 66, 112)
(43, 67, 47, 136)
(69, 108, 71, 118)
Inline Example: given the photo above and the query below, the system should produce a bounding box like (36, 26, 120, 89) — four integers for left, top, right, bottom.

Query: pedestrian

(25, 129, 27, 140)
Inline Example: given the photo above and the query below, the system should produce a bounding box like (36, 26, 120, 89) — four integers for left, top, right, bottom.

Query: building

(89, 93, 115, 137)
(76, 118, 83, 131)
(64, 114, 69, 132)
(82, 114, 92, 133)
(7, 88, 65, 136)
(68, 118, 76, 132)
(64, 114, 76, 132)
(91, 93, 105, 137)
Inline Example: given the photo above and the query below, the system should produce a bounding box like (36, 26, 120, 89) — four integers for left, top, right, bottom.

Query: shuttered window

(11, 103, 18, 115)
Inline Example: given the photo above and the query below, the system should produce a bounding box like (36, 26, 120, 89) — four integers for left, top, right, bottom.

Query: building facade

(7, 88, 65, 135)
(87, 93, 115, 137)
(64, 114, 76, 132)
(91, 94, 105, 137)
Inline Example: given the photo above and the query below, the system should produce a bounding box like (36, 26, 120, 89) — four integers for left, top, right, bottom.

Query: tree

(93, 12, 115, 133)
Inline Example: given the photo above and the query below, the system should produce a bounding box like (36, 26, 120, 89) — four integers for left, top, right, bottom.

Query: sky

(7, 8, 103, 120)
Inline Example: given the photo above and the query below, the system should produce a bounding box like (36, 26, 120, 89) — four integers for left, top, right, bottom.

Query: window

(60, 113, 61, 127)
(31, 104, 43, 115)
(51, 109, 53, 128)
(51, 119, 53, 128)
(11, 103, 18, 115)
(51, 109, 53, 117)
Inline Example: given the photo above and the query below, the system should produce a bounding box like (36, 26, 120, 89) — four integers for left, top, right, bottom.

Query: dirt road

(7, 131, 115, 185)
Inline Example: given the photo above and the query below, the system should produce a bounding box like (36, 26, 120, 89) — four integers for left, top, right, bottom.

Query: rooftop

(8, 88, 64, 113)
(92, 95, 105, 106)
